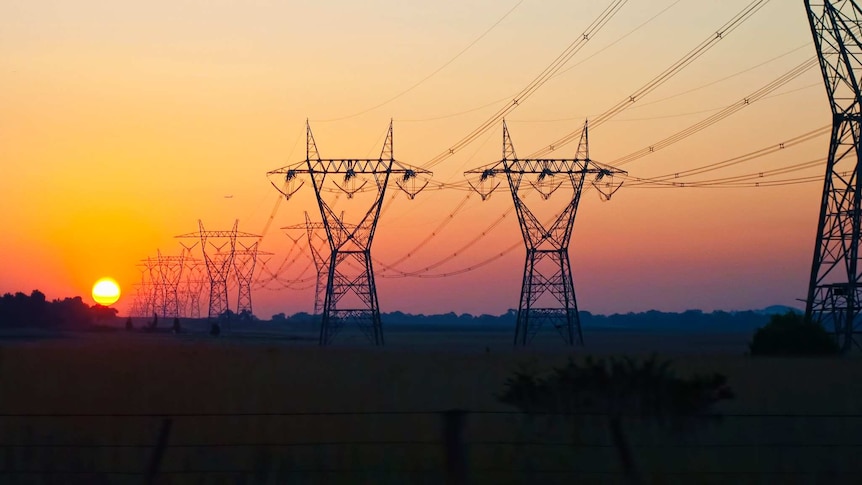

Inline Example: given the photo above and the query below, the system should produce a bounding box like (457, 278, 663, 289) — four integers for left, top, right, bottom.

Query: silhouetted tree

(498, 355, 733, 484)
(0, 291, 119, 329)
(749, 311, 839, 356)
(91, 304, 118, 321)
(50, 296, 93, 328)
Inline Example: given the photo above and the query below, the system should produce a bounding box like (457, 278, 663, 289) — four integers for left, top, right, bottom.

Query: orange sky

(0, 1, 831, 317)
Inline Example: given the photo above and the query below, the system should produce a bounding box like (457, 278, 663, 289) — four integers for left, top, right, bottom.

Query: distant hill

(753, 305, 803, 315)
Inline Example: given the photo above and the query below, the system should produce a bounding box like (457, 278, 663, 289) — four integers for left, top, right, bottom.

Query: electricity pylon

(139, 257, 163, 317)
(282, 212, 356, 315)
(304, 214, 329, 316)
(466, 121, 625, 346)
(182, 257, 206, 319)
(132, 265, 156, 318)
(130, 283, 148, 318)
(268, 121, 431, 345)
(233, 241, 272, 318)
(177, 220, 260, 321)
(805, 0, 862, 351)
(156, 249, 185, 319)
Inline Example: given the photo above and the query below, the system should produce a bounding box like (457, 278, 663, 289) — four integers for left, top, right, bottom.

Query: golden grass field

(0, 328, 861, 484)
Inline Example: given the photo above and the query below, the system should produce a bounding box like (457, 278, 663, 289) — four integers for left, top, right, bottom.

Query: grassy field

(0, 329, 860, 483)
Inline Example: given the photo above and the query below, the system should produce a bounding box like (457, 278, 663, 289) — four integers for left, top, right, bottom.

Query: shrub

(498, 355, 732, 484)
(749, 311, 839, 356)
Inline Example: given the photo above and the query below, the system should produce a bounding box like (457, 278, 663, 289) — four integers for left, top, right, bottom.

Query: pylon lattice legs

(233, 243, 260, 317)
(806, 120, 862, 351)
(514, 250, 581, 346)
(318, 249, 382, 346)
(207, 259, 232, 319)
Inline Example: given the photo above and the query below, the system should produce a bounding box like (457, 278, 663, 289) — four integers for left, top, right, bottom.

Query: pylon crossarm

(282, 222, 344, 231)
(464, 162, 505, 199)
(271, 158, 430, 176)
(396, 172, 430, 199)
(465, 159, 626, 200)
(273, 159, 432, 198)
(176, 231, 259, 239)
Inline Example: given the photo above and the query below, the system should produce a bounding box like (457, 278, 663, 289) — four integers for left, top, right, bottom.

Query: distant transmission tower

(268, 121, 431, 345)
(233, 241, 272, 318)
(805, 0, 862, 351)
(177, 220, 260, 322)
(182, 257, 206, 319)
(139, 257, 163, 317)
(465, 121, 625, 346)
(136, 263, 158, 318)
(282, 212, 355, 315)
(156, 249, 186, 319)
(130, 283, 147, 318)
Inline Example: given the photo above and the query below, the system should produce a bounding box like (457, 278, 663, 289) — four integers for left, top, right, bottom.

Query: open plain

(0, 324, 860, 484)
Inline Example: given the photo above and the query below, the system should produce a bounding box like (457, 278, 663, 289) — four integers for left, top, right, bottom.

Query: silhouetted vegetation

(749, 311, 839, 356)
(498, 355, 733, 484)
(237, 309, 257, 322)
(271, 308, 781, 332)
(0, 290, 117, 329)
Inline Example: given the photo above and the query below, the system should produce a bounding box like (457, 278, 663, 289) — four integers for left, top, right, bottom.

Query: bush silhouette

(749, 311, 839, 356)
(498, 355, 732, 484)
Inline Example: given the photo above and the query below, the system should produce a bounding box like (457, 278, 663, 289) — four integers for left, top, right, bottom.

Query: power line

(398, 0, 683, 125)
(528, 0, 773, 158)
(421, 0, 630, 170)
(314, 0, 525, 122)
(610, 56, 819, 167)
(627, 124, 830, 183)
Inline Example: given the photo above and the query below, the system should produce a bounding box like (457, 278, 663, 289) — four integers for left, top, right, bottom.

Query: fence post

(442, 409, 469, 485)
(145, 418, 173, 485)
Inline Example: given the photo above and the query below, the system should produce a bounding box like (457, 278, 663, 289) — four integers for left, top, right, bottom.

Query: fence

(1, 410, 861, 484)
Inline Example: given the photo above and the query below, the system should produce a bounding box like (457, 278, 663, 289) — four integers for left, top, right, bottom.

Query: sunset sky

(0, 0, 831, 318)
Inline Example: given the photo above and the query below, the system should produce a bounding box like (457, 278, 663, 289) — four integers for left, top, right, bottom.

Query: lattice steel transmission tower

(130, 282, 149, 318)
(132, 262, 158, 318)
(466, 121, 625, 346)
(268, 121, 431, 345)
(177, 220, 260, 321)
(182, 257, 206, 319)
(282, 212, 355, 315)
(155, 249, 186, 319)
(233, 241, 271, 318)
(805, 0, 862, 351)
(139, 257, 163, 317)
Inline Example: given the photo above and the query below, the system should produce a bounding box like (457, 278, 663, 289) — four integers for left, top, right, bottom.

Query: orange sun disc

(92, 277, 121, 305)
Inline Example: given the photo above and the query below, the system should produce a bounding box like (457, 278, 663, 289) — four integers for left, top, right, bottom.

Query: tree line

(273, 308, 779, 331)
(0, 290, 117, 329)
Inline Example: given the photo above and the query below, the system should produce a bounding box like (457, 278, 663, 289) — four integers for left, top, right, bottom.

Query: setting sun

(91, 277, 121, 306)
